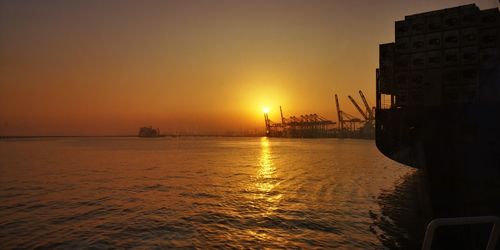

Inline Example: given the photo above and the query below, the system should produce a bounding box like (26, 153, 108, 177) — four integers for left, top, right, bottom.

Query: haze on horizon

(1, 0, 498, 136)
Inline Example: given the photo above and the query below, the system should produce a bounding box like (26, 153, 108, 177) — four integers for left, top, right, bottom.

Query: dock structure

(335, 91, 375, 138)
(264, 106, 336, 138)
(264, 90, 376, 139)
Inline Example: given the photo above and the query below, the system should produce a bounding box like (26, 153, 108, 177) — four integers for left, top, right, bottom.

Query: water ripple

(0, 137, 414, 249)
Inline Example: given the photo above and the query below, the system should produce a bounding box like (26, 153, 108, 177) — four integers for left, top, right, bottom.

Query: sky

(1, 0, 498, 136)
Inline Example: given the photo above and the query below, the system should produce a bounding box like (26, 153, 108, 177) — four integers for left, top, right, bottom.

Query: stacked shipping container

(378, 4, 500, 107)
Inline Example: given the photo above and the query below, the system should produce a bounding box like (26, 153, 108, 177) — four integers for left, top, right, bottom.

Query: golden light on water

(256, 137, 282, 204)
(258, 137, 273, 191)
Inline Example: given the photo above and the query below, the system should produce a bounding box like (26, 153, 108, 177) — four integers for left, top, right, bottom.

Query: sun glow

(262, 107, 270, 114)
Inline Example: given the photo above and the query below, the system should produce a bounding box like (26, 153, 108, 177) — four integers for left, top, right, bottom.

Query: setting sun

(1, 1, 498, 249)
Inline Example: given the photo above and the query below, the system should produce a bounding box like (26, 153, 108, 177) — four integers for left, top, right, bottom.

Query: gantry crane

(350, 90, 375, 139)
(335, 94, 343, 130)
(348, 95, 369, 121)
(264, 106, 334, 137)
(280, 106, 285, 125)
(335, 93, 362, 132)
(264, 111, 271, 135)
(359, 90, 375, 121)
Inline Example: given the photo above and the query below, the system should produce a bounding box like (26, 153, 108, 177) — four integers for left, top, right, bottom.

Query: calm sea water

(0, 137, 418, 249)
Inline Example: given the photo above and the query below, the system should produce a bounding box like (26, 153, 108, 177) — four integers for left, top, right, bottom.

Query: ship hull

(376, 104, 500, 217)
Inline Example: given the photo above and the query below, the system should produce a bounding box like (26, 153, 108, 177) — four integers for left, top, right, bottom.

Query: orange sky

(1, 0, 498, 135)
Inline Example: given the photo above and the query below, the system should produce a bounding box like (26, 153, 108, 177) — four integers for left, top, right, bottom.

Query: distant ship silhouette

(138, 126, 161, 137)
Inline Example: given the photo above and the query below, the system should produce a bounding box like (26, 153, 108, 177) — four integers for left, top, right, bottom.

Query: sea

(0, 137, 422, 249)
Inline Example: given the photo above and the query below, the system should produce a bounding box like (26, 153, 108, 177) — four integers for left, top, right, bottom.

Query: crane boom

(348, 95, 368, 120)
(359, 90, 374, 120)
(335, 94, 343, 130)
(280, 106, 285, 125)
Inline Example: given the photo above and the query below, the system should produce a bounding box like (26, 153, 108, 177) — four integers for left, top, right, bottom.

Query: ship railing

(422, 216, 500, 250)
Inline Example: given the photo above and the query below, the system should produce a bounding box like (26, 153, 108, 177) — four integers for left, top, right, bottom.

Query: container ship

(375, 4, 500, 248)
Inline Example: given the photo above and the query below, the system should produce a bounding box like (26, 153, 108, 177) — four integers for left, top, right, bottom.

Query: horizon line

(0, 134, 266, 139)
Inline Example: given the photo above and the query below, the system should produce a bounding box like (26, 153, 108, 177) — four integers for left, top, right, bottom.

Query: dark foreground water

(0, 137, 418, 249)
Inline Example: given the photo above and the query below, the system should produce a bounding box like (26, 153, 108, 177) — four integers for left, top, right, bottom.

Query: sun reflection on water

(256, 137, 282, 204)
(257, 137, 274, 192)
